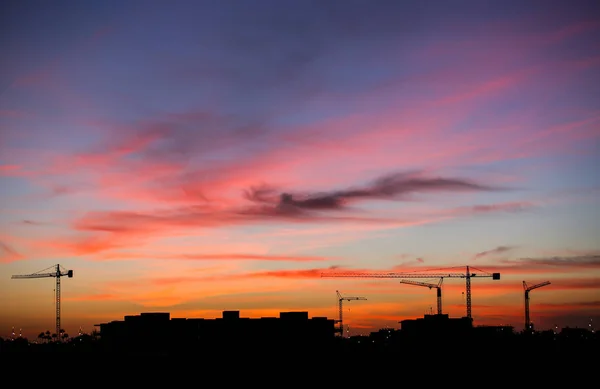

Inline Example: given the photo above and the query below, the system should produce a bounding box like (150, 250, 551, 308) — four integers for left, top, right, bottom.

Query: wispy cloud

(539, 301, 600, 309)
(67, 170, 507, 240)
(22, 219, 46, 226)
(241, 267, 341, 279)
(243, 170, 503, 214)
(497, 255, 600, 270)
(94, 252, 331, 262)
(550, 278, 600, 290)
(473, 246, 514, 260)
(0, 240, 24, 263)
(204, 254, 600, 281)
(29, 196, 533, 258)
(0, 164, 24, 177)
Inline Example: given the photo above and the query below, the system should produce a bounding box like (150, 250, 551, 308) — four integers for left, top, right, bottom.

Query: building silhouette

(96, 310, 336, 354)
(399, 313, 472, 337)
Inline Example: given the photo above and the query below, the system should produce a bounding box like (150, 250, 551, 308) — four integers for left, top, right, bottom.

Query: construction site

(2, 263, 597, 373)
(6, 262, 592, 349)
(321, 265, 559, 336)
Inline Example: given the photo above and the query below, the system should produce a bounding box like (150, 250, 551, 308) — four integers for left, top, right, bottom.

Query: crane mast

(322, 266, 500, 319)
(399, 278, 443, 315)
(523, 280, 550, 333)
(336, 290, 366, 337)
(11, 264, 74, 341)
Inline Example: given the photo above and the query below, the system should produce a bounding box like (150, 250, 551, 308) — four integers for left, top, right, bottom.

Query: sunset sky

(1, 0, 599, 341)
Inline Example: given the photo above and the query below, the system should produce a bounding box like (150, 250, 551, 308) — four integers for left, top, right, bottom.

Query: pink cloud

(0, 164, 24, 176)
(4, 46, 549, 208)
(5, 10, 597, 202)
(41, 170, 528, 257)
(139, 267, 344, 285)
(433, 70, 533, 107)
(0, 240, 24, 263)
(36, 233, 136, 256)
(94, 252, 331, 262)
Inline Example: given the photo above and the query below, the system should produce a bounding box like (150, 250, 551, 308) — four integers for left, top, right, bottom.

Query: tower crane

(322, 266, 500, 319)
(336, 290, 366, 337)
(523, 280, 550, 333)
(11, 264, 73, 341)
(399, 278, 444, 315)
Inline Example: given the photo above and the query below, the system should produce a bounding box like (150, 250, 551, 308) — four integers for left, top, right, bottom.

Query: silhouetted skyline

(1, 0, 599, 341)
(2, 308, 597, 357)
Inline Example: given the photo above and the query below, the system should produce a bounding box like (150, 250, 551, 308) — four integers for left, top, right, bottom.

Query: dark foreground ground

(1, 336, 595, 383)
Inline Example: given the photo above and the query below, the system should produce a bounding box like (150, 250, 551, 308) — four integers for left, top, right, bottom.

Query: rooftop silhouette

(2, 309, 597, 358)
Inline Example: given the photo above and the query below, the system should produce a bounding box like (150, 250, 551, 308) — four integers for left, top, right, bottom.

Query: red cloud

(244, 268, 337, 279)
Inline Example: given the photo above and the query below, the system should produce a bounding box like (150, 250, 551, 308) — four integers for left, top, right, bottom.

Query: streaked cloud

(0, 240, 23, 262)
(497, 255, 600, 271)
(473, 246, 514, 260)
(93, 252, 331, 262)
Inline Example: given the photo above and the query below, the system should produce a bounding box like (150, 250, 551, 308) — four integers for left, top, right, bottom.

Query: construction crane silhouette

(11, 264, 73, 341)
(322, 266, 500, 319)
(336, 290, 366, 337)
(523, 280, 550, 333)
(399, 278, 444, 315)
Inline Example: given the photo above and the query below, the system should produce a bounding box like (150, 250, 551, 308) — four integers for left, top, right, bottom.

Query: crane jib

(11, 264, 73, 342)
(321, 266, 501, 319)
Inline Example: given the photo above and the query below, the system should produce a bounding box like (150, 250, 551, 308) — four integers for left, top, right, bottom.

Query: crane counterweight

(400, 278, 444, 315)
